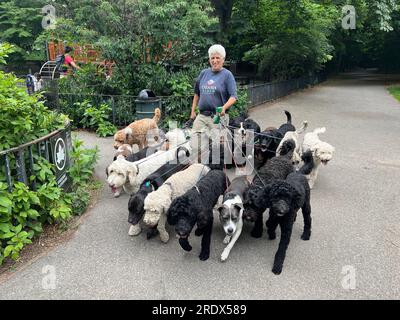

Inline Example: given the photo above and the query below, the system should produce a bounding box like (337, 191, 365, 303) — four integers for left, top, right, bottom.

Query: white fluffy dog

(302, 127, 335, 188)
(142, 164, 210, 243)
(276, 121, 308, 166)
(106, 142, 191, 195)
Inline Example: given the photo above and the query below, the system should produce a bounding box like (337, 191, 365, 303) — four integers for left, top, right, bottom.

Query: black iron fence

(42, 72, 326, 126)
(44, 91, 192, 127)
(245, 72, 327, 107)
(0, 125, 72, 192)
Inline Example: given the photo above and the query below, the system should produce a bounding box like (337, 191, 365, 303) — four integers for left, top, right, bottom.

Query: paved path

(1, 71, 400, 299)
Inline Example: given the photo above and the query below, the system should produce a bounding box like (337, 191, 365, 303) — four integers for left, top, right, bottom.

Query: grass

(388, 86, 400, 102)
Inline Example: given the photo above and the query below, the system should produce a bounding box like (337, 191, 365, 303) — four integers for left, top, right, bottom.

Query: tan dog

(113, 108, 161, 150)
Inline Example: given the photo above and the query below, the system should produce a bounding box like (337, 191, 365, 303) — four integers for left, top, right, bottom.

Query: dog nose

(227, 228, 233, 234)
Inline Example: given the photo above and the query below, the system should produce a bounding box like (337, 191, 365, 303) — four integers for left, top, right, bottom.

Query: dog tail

(152, 108, 162, 123)
(296, 120, 308, 134)
(284, 110, 292, 124)
(314, 127, 326, 135)
(299, 150, 314, 175)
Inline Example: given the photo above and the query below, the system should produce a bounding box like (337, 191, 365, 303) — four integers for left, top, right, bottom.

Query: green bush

(388, 86, 400, 103)
(0, 43, 99, 265)
(0, 43, 69, 151)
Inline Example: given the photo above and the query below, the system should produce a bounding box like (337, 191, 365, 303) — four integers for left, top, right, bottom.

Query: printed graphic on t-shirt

(201, 79, 217, 94)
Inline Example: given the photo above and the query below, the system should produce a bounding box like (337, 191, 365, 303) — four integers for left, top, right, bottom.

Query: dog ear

(216, 204, 225, 215)
(234, 203, 244, 213)
(127, 165, 138, 186)
(105, 166, 109, 177)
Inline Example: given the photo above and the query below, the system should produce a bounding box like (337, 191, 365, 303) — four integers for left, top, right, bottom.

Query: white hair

(208, 44, 226, 59)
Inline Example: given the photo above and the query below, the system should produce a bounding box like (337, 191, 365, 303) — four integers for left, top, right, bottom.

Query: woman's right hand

(190, 110, 197, 119)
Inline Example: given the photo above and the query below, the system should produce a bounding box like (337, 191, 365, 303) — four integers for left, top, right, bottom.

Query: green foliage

(0, 0, 47, 62)
(73, 100, 116, 137)
(388, 86, 400, 102)
(229, 89, 249, 118)
(0, 43, 69, 151)
(239, 0, 337, 80)
(67, 138, 99, 188)
(0, 137, 98, 265)
(0, 49, 98, 265)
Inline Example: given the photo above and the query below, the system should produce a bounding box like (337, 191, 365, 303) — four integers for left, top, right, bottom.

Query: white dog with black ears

(217, 176, 250, 261)
(302, 127, 335, 188)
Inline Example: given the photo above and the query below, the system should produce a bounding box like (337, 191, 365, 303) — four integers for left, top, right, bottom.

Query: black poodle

(167, 170, 229, 261)
(243, 139, 296, 238)
(128, 161, 188, 238)
(254, 110, 296, 168)
(254, 151, 314, 275)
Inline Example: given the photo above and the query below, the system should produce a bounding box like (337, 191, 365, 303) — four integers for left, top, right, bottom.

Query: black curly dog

(255, 151, 314, 275)
(167, 170, 229, 261)
(243, 139, 296, 238)
(254, 110, 296, 168)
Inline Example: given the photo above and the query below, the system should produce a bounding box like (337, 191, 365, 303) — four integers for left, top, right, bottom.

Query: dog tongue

(111, 186, 117, 193)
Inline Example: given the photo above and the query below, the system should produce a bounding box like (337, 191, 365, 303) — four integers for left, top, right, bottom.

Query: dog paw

(128, 224, 141, 236)
(178, 238, 192, 251)
(199, 251, 210, 261)
(301, 231, 311, 241)
(159, 232, 170, 243)
(223, 235, 231, 244)
(113, 192, 121, 198)
(251, 229, 263, 238)
(220, 250, 229, 262)
(272, 265, 283, 275)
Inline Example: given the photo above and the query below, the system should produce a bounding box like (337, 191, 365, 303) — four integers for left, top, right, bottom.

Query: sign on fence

(50, 127, 72, 189)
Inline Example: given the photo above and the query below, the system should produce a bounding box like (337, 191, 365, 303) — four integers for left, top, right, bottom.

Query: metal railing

(44, 91, 192, 127)
(0, 125, 72, 192)
(42, 72, 326, 126)
(245, 72, 327, 107)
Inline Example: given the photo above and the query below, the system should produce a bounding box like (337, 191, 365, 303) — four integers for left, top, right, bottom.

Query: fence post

(4, 154, 13, 192)
(16, 149, 28, 185)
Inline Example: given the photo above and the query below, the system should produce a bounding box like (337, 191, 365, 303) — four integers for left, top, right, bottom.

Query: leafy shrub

(0, 44, 99, 265)
(0, 43, 69, 151)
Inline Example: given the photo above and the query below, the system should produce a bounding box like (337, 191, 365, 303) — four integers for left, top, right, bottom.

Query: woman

(190, 44, 237, 162)
(63, 46, 81, 74)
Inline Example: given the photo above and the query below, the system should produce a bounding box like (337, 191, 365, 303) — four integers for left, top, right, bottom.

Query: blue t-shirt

(194, 68, 237, 112)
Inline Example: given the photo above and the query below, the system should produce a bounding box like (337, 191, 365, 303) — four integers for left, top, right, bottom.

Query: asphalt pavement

(0, 70, 400, 299)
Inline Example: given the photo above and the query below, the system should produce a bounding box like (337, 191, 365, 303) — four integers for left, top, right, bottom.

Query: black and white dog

(167, 170, 229, 261)
(217, 176, 250, 261)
